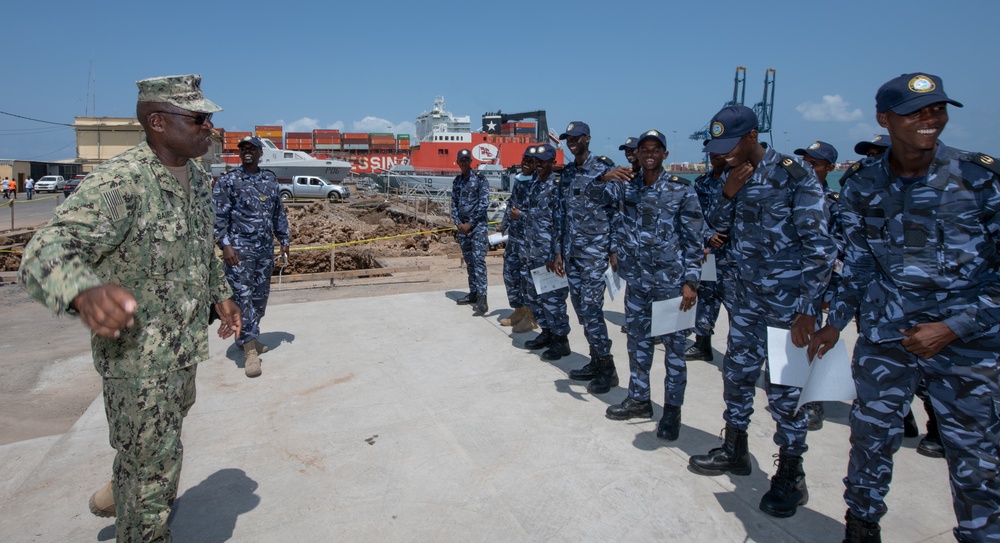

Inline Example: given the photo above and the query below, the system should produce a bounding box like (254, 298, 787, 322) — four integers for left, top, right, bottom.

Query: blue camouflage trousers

(104, 365, 196, 543)
(225, 244, 275, 346)
(503, 246, 525, 308)
(723, 300, 808, 456)
(624, 284, 688, 405)
(694, 278, 722, 337)
(566, 256, 611, 356)
(459, 225, 488, 296)
(520, 259, 569, 335)
(846, 335, 1000, 542)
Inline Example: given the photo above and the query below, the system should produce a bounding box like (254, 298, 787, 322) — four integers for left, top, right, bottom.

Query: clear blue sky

(4, 0, 999, 166)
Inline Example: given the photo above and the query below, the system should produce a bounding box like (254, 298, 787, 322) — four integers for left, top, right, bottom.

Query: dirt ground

(0, 197, 505, 446)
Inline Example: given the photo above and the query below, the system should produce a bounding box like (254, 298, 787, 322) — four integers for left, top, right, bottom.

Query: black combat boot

(606, 397, 654, 420)
(541, 335, 570, 360)
(902, 409, 919, 438)
(569, 346, 599, 381)
(523, 329, 553, 350)
(685, 334, 713, 361)
(759, 453, 809, 518)
(472, 295, 488, 315)
(587, 354, 619, 394)
(656, 405, 682, 441)
(689, 424, 752, 476)
(843, 511, 881, 543)
(917, 400, 945, 458)
(456, 292, 477, 305)
(803, 401, 825, 431)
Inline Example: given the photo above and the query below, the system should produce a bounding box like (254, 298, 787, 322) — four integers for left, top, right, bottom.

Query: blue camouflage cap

(704, 105, 758, 155)
(238, 136, 263, 150)
(854, 134, 891, 155)
(794, 141, 838, 164)
(535, 144, 556, 161)
(136, 74, 222, 113)
(457, 149, 472, 161)
(559, 121, 590, 140)
(876, 73, 963, 115)
(636, 129, 667, 150)
(618, 136, 639, 151)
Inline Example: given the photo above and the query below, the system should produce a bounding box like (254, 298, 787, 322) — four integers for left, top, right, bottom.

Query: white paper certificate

(531, 266, 569, 294)
(604, 266, 623, 301)
(701, 253, 717, 282)
(650, 297, 698, 336)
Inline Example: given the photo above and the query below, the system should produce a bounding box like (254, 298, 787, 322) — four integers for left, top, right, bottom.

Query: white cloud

(796, 95, 864, 122)
(284, 117, 320, 132)
(848, 122, 883, 140)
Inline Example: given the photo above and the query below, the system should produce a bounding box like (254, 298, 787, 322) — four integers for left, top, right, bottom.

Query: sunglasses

(153, 111, 213, 125)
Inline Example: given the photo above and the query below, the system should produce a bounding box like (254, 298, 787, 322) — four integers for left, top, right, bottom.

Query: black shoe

(803, 402, 825, 431)
(541, 335, 570, 360)
(656, 405, 682, 441)
(569, 347, 599, 381)
(605, 397, 653, 420)
(523, 329, 553, 350)
(759, 453, 808, 518)
(917, 433, 945, 458)
(620, 325, 627, 334)
(843, 511, 881, 543)
(690, 425, 752, 476)
(587, 354, 619, 394)
(903, 410, 919, 438)
(456, 292, 477, 305)
(684, 335, 713, 361)
(472, 296, 488, 315)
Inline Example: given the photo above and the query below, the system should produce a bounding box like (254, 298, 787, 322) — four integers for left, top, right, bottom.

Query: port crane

(690, 66, 776, 151)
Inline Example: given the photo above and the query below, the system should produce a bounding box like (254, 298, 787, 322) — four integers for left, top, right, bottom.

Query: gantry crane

(690, 67, 777, 160)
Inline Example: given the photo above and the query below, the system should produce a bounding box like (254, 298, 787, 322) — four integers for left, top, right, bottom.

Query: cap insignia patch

(808, 142, 821, 150)
(711, 122, 724, 137)
(909, 75, 935, 93)
(566, 123, 574, 131)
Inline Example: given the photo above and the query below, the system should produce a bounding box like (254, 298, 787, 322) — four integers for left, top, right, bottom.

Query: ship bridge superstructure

(416, 96, 472, 143)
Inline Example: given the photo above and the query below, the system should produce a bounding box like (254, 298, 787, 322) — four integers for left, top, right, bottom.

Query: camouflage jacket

(559, 153, 617, 261)
(213, 166, 290, 250)
(451, 171, 490, 231)
(18, 142, 232, 378)
(500, 173, 533, 254)
(520, 173, 562, 264)
(828, 143, 1000, 343)
(591, 170, 704, 289)
(709, 147, 835, 318)
(694, 170, 731, 263)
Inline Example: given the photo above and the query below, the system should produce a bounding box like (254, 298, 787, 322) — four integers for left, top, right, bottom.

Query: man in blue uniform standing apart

(452, 148, 490, 315)
(688, 105, 835, 519)
(810, 73, 1000, 543)
(213, 136, 290, 378)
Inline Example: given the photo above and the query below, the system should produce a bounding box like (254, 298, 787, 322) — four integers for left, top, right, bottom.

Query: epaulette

(838, 160, 866, 186)
(778, 156, 808, 181)
(596, 155, 615, 168)
(962, 153, 1000, 177)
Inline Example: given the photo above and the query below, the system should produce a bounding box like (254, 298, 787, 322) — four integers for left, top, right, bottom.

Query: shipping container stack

(312, 129, 341, 159)
(255, 125, 283, 149)
(342, 133, 370, 152)
(397, 134, 411, 151)
(285, 132, 313, 153)
(369, 132, 396, 152)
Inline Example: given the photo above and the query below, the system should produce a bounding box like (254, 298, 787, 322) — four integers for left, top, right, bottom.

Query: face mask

(515, 173, 533, 181)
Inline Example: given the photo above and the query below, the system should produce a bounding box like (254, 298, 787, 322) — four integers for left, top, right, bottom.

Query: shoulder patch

(963, 153, 1000, 177)
(101, 188, 128, 222)
(778, 156, 808, 181)
(839, 160, 866, 186)
(596, 155, 615, 168)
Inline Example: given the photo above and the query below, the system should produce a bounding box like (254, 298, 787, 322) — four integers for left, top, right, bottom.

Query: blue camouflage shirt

(500, 173, 533, 254)
(451, 171, 490, 230)
(559, 153, 617, 261)
(828, 143, 1000, 343)
(213, 166, 290, 250)
(520, 173, 562, 264)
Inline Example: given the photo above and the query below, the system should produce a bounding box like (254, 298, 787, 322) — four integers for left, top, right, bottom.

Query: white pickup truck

(278, 176, 350, 202)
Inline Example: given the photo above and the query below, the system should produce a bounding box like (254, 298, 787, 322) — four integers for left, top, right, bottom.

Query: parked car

(34, 175, 64, 193)
(278, 176, 350, 202)
(64, 175, 86, 193)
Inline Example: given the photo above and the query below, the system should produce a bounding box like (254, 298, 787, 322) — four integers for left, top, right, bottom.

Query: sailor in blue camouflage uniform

(213, 136, 290, 378)
(688, 105, 836, 520)
(451, 148, 490, 315)
(686, 150, 730, 362)
(519, 144, 572, 353)
(497, 147, 539, 332)
(555, 121, 619, 389)
(854, 134, 891, 158)
(590, 130, 704, 439)
(809, 73, 1000, 543)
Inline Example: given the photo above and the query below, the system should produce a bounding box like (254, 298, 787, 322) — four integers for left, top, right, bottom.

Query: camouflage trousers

(845, 335, 1000, 542)
(104, 365, 197, 543)
(694, 278, 722, 337)
(723, 300, 808, 456)
(458, 226, 488, 296)
(224, 245, 275, 346)
(520, 259, 569, 335)
(566, 256, 611, 356)
(502, 246, 525, 308)
(624, 284, 688, 405)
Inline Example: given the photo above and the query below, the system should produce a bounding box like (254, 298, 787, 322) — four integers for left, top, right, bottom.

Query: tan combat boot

(244, 343, 262, 378)
(500, 306, 528, 327)
(88, 481, 115, 518)
(512, 311, 538, 333)
(253, 339, 270, 354)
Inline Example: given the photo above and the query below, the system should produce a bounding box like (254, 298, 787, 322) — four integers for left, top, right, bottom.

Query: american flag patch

(101, 188, 127, 222)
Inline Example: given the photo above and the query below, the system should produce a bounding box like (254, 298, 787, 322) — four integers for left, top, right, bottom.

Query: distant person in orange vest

(9, 178, 17, 199)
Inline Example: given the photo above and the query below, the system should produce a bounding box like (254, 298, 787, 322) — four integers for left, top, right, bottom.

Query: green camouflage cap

(135, 74, 222, 113)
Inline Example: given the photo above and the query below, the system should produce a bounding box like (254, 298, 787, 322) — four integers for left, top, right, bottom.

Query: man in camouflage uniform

(519, 144, 571, 354)
(452, 148, 490, 315)
(556, 121, 619, 386)
(497, 147, 538, 333)
(688, 105, 835, 520)
(853, 134, 891, 159)
(810, 73, 1000, 543)
(213, 136, 290, 378)
(18, 74, 241, 543)
(590, 130, 704, 439)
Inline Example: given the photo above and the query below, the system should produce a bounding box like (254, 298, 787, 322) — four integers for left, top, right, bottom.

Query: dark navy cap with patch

(238, 136, 263, 149)
(558, 121, 590, 140)
(522, 146, 539, 158)
(794, 141, 838, 164)
(854, 134, 891, 155)
(704, 105, 758, 155)
(876, 73, 963, 115)
(636, 130, 667, 150)
(535, 144, 556, 161)
(618, 136, 639, 151)
(457, 149, 472, 161)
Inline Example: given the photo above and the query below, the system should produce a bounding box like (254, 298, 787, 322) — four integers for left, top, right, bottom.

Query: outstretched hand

(72, 284, 137, 338)
(214, 299, 242, 339)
